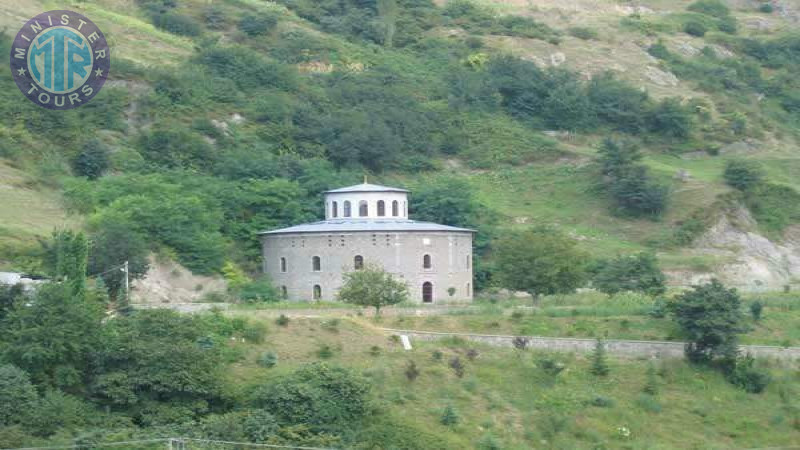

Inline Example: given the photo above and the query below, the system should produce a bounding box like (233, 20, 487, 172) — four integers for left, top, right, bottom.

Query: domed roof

(258, 219, 474, 235)
(324, 183, 409, 194)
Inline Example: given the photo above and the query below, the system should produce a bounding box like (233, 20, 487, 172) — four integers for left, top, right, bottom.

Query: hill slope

(1, 0, 800, 289)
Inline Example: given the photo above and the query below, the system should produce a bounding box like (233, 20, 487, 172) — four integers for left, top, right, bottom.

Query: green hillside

(2, 0, 800, 285)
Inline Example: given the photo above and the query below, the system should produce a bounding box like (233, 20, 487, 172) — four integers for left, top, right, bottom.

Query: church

(259, 182, 474, 303)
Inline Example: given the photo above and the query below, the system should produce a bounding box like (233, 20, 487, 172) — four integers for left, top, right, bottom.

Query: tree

(238, 14, 278, 36)
(71, 139, 110, 180)
(440, 405, 460, 426)
(40, 230, 89, 298)
(495, 228, 589, 300)
(337, 264, 408, 315)
(590, 339, 610, 376)
(411, 177, 479, 228)
(0, 283, 24, 321)
(724, 159, 764, 191)
(643, 362, 659, 395)
(750, 301, 764, 321)
(670, 279, 747, 363)
(251, 363, 370, 430)
(0, 283, 105, 389)
(592, 253, 666, 297)
(0, 365, 38, 426)
(597, 139, 642, 178)
(610, 165, 669, 217)
(88, 217, 150, 302)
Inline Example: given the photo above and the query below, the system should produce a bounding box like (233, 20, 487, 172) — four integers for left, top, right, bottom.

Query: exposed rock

(674, 169, 691, 182)
(644, 66, 679, 87)
(615, 5, 655, 15)
(230, 113, 245, 125)
(131, 255, 227, 304)
(676, 41, 700, 57)
(550, 52, 566, 67)
(677, 208, 800, 291)
(742, 17, 773, 30)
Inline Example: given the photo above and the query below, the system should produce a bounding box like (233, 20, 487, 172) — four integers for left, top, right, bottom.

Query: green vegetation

(592, 252, 667, 297)
(337, 264, 409, 314)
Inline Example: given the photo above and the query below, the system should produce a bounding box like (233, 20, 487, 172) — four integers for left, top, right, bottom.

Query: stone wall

(384, 328, 800, 362)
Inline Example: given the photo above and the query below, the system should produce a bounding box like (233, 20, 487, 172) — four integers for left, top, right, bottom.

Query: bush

(568, 26, 598, 40)
(317, 344, 334, 359)
(590, 339, 610, 376)
(440, 405, 460, 426)
(239, 279, 279, 303)
(71, 139, 110, 180)
(636, 393, 663, 413)
(404, 360, 420, 382)
(724, 159, 764, 191)
(154, 12, 203, 36)
(684, 21, 708, 37)
(750, 301, 764, 321)
(648, 41, 671, 60)
(725, 354, 771, 393)
(643, 362, 659, 395)
(759, 3, 774, 13)
(276, 314, 290, 327)
(449, 357, 465, 378)
(593, 253, 667, 297)
(258, 351, 278, 368)
(688, 0, 730, 18)
(203, 6, 226, 29)
(243, 322, 268, 344)
(239, 14, 278, 36)
(251, 363, 370, 428)
(588, 395, 615, 408)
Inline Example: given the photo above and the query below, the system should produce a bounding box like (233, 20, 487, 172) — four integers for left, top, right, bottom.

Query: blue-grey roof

(324, 183, 409, 194)
(259, 219, 475, 235)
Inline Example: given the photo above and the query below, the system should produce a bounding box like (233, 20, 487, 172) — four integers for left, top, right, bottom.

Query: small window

(423, 254, 432, 269)
(332, 201, 338, 218)
(281, 286, 288, 299)
(377, 200, 385, 216)
(354, 255, 364, 270)
(392, 200, 399, 217)
(466, 283, 470, 296)
(280, 257, 287, 273)
(312, 256, 321, 272)
(422, 282, 433, 303)
(359, 200, 368, 217)
(344, 201, 352, 217)
(466, 254, 471, 269)
(313, 285, 322, 300)
(403, 201, 407, 217)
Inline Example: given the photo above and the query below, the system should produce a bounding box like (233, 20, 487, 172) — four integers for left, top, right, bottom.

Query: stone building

(259, 183, 474, 303)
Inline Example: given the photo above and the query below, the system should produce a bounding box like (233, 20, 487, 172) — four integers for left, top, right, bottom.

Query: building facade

(259, 183, 474, 303)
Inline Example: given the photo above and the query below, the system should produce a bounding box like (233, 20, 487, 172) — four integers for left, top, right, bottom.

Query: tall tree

(88, 217, 150, 303)
(670, 279, 747, 363)
(495, 227, 589, 300)
(592, 252, 666, 297)
(41, 230, 88, 298)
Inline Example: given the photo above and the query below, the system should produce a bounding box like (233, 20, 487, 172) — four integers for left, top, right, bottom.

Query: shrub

(688, 0, 730, 18)
(590, 339, 610, 376)
(750, 301, 764, 321)
(276, 314, 290, 327)
(203, 6, 226, 29)
(369, 346, 381, 357)
(643, 362, 659, 395)
(466, 349, 480, 361)
(243, 322, 268, 344)
(636, 393, 663, 413)
(648, 41, 671, 60)
(725, 354, 771, 393)
(592, 253, 667, 297)
(404, 360, 420, 382)
(684, 21, 708, 37)
(317, 344, 334, 359)
(440, 405, 460, 426)
(510, 310, 525, 321)
(239, 279, 279, 303)
(432, 350, 444, 361)
(512, 336, 529, 350)
(759, 3, 774, 13)
(724, 159, 764, 191)
(538, 357, 566, 378)
(71, 139, 110, 180)
(568, 26, 598, 40)
(588, 395, 615, 408)
(258, 351, 278, 368)
(251, 363, 370, 428)
(449, 357, 465, 378)
(239, 14, 278, 36)
(154, 12, 203, 36)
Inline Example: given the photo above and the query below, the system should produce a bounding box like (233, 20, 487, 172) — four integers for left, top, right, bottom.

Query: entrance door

(422, 282, 433, 303)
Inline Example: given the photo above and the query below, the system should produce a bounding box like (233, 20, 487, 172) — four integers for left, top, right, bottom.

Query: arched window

(332, 201, 338, 218)
(422, 282, 433, 303)
(343, 201, 351, 217)
(281, 286, 288, 299)
(280, 257, 287, 273)
(354, 255, 364, 270)
(359, 200, 368, 217)
(312, 256, 321, 272)
(377, 200, 385, 217)
(313, 285, 322, 300)
(423, 254, 432, 269)
(392, 200, 399, 217)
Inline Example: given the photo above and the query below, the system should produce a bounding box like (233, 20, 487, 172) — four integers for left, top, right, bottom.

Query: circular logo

(10, 10, 110, 110)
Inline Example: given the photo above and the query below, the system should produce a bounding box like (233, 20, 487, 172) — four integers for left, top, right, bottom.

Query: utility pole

(122, 260, 129, 306)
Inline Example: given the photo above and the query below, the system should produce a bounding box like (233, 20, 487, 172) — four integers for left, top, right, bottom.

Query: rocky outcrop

(672, 207, 800, 291)
(130, 255, 227, 304)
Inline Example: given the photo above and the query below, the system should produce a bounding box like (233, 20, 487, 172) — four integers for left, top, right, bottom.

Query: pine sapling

(590, 338, 610, 376)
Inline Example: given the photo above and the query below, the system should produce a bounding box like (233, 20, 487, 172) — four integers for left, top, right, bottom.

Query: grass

(224, 315, 800, 449)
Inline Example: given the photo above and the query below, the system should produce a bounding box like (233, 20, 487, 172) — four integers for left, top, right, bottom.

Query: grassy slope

(225, 315, 800, 449)
(1, 0, 800, 276)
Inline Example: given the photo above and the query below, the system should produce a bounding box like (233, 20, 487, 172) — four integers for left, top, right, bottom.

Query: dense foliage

(592, 253, 667, 297)
(337, 264, 409, 313)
